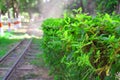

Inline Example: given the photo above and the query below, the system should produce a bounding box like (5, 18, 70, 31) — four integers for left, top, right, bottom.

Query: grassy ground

(31, 38, 45, 67)
(0, 32, 20, 58)
(30, 38, 53, 79)
(0, 24, 39, 58)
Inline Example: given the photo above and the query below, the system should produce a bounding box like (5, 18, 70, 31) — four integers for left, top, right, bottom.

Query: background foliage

(96, 0, 119, 13)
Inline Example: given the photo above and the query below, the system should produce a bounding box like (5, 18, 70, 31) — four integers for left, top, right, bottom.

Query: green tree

(19, 0, 40, 19)
(0, 0, 7, 15)
(96, 0, 119, 14)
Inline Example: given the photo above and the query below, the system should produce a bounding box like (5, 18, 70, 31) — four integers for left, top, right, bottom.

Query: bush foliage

(42, 11, 120, 80)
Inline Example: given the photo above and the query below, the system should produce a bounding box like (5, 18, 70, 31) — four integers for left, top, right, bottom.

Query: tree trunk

(0, 10, 2, 25)
(116, 0, 120, 14)
(74, 0, 84, 12)
(87, 0, 95, 15)
(6, 0, 10, 18)
(12, 0, 16, 18)
(0, 10, 3, 35)
(15, 1, 19, 18)
(80, 0, 84, 12)
(8, 10, 10, 18)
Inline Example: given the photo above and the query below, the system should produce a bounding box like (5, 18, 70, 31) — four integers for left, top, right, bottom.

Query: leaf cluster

(42, 11, 120, 80)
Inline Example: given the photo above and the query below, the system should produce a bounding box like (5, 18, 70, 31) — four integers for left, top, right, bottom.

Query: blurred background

(0, 0, 119, 23)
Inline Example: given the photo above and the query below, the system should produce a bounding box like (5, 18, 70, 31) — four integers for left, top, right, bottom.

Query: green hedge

(42, 13, 120, 80)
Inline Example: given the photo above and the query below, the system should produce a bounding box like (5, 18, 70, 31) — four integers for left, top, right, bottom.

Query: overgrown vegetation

(31, 38, 45, 67)
(42, 10, 120, 80)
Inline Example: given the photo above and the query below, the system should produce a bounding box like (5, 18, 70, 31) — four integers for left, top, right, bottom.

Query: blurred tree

(87, 0, 95, 14)
(66, 0, 85, 12)
(0, 0, 7, 15)
(116, 0, 120, 13)
(96, 0, 119, 14)
(19, 0, 40, 19)
(0, 0, 39, 19)
(66, 0, 120, 14)
(6, 0, 11, 18)
(66, 0, 95, 14)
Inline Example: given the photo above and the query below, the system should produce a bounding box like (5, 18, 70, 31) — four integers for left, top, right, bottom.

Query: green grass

(0, 32, 20, 58)
(31, 53, 45, 67)
(32, 38, 42, 50)
(31, 38, 46, 67)
(19, 73, 38, 80)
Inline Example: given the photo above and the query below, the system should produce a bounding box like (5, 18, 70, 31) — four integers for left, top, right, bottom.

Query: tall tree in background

(11, 0, 19, 18)
(19, 0, 39, 19)
(6, 0, 11, 18)
(0, 0, 6, 34)
(66, 0, 95, 14)
(0, 0, 7, 15)
(116, 0, 120, 14)
(87, 0, 95, 14)
(66, 0, 120, 14)
(66, 0, 85, 13)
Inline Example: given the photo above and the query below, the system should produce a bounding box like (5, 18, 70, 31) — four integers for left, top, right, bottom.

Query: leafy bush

(42, 12, 120, 80)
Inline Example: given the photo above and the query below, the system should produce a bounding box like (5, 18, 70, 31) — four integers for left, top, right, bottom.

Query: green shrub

(42, 12, 120, 80)
(42, 18, 65, 79)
